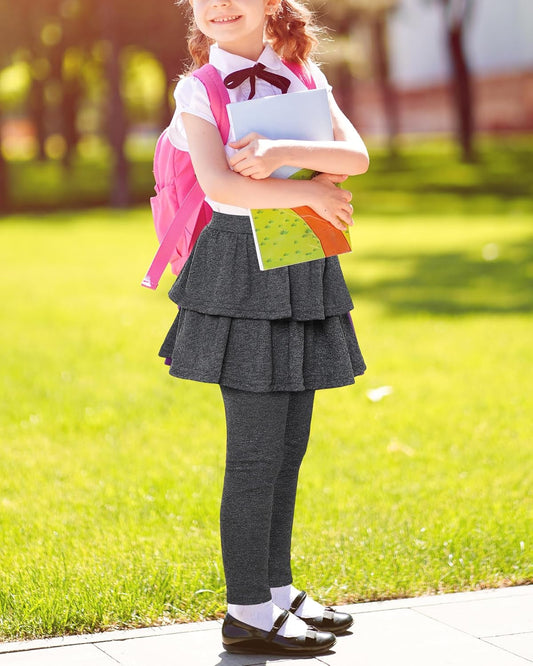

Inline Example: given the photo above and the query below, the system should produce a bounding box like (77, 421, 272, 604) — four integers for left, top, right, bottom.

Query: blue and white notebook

(227, 88, 334, 178)
(226, 88, 352, 270)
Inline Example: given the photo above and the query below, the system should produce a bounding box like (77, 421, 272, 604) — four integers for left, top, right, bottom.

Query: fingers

(327, 196, 355, 230)
(331, 208, 353, 231)
(228, 151, 245, 170)
(228, 132, 259, 150)
(228, 132, 262, 150)
(340, 202, 354, 227)
(230, 163, 268, 179)
(314, 172, 349, 185)
(239, 167, 264, 179)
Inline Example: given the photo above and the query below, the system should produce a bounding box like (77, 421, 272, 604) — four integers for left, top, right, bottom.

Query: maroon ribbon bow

(223, 62, 291, 100)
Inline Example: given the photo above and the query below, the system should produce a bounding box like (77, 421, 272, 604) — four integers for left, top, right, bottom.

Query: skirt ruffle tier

(159, 212, 366, 392)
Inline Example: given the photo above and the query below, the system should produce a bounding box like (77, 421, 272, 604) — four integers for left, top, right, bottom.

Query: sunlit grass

(0, 140, 532, 640)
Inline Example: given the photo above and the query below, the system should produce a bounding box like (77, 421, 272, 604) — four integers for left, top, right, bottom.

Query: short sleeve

(167, 75, 217, 150)
(307, 61, 333, 93)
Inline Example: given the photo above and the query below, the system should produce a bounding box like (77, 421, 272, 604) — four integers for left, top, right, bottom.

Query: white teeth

(213, 16, 239, 23)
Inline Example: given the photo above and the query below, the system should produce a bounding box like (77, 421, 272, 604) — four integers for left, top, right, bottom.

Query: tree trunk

(160, 56, 183, 129)
(100, 4, 129, 207)
(61, 78, 81, 169)
(442, 0, 475, 162)
(333, 62, 357, 125)
(29, 78, 48, 161)
(0, 127, 9, 213)
(371, 11, 400, 156)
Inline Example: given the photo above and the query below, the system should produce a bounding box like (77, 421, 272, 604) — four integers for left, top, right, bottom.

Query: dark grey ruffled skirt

(159, 212, 366, 392)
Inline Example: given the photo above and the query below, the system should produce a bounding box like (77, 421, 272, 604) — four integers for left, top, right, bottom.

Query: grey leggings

(219, 386, 315, 605)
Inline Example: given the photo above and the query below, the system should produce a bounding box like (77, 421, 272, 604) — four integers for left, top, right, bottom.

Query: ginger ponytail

(176, 0, 212, 70)
(266, 0, 320, 64)
(177, 0, 320, 72)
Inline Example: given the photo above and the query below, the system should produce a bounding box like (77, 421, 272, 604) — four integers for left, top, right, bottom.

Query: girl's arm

(228, 93, 370, 180)
(182, 112, 354, 230)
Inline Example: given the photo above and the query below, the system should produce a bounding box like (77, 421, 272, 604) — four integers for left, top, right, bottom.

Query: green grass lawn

(0, 138, 532, 640)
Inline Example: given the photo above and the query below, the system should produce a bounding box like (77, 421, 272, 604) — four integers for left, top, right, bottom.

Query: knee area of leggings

(224, 459, 284, 484)
(282, 436, 310, 463)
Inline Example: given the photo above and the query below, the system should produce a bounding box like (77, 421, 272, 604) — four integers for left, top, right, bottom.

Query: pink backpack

(142, 61, 316, 290)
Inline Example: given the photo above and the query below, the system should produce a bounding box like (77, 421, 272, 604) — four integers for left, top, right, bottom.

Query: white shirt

(168, 43, 331, 216)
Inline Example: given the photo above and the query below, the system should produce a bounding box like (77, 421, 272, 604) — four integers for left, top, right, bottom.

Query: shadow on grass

(347, 237, 533, 315)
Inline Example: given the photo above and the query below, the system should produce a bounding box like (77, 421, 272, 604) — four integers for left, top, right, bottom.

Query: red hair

(177, 1, 320, 71)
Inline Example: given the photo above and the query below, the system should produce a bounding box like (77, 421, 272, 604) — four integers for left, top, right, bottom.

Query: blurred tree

(90, 0, 189, 205)
(0, 0, 32, 210)
(127, 1, 189, 127)
(438, 0, 475, 161)
(96, 1, 130, 207)
(0, 0, 188, 208)
(0, 129, 6, 212)
(12, 0, 63, 160)
(310, 0, 400, 154)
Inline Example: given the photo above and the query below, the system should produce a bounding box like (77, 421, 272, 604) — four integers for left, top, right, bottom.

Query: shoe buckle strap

(289, 590, 308, 614)
(323, 607, 336, 621)
(266, 609, 290, 642)
(305, 626, 319, 642)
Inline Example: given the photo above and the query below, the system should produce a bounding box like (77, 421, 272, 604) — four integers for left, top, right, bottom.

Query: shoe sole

(222, 637, 336, 656)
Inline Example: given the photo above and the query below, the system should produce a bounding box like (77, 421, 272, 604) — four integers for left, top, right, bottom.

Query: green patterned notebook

(250, 169, 352, 270)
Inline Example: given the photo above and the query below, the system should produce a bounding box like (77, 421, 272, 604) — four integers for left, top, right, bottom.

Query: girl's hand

(309, 173, 354, 231)
(228, 133, 281, 179)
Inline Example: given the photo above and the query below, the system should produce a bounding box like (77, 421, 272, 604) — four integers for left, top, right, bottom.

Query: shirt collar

(209, 43, 282, 75)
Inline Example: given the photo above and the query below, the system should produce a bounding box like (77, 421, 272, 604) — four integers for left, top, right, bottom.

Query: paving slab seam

(344, 585, 532, 615)
(416, 592, 532, 609)
(483, 632, 533, 639)
(0, 621, 221, 654)
(478, 637, 533, 664)
(411, 606, 533, 663)
(93, 643, 123, 665)
(411, 606, 487, 637)
(1, 587, 530, 662)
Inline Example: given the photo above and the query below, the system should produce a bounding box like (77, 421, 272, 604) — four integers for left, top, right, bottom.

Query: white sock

(270, 584, 326, 619)
(227, 600, 310, 638)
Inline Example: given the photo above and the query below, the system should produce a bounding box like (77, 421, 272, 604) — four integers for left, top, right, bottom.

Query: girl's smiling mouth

(211, 15, 242, 24)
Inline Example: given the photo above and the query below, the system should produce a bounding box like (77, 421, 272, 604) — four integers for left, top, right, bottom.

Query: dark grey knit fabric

(168, 213, 354, 320)
(159, 212, 366, 392)
(219, 386, 315, 604)
(158, 211, 365, 605)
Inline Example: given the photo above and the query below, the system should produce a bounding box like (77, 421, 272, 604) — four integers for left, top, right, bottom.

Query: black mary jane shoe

(221, 609, 336, 656)
(290, 590, 354, 635)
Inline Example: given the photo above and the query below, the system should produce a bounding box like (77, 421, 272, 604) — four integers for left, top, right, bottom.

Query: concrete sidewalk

(0, 585, 531, 665)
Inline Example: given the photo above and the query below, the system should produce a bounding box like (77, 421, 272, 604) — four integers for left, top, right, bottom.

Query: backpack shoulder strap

(282, 60, 317, 90)
(193, 64, 231, 143)
(142, 66, 230, 290)
(142, 178, 205, 289)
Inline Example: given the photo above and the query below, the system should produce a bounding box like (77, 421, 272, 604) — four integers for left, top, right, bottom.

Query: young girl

(159, 0, 369, 656)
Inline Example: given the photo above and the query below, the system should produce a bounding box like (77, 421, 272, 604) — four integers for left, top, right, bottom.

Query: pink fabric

(142, 65, 230, 289)
(282, 61, 317, 91)
(142, 61, 315, 290)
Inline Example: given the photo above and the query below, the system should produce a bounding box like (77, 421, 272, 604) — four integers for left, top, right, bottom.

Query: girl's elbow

(198, 174, 229, 203)
(359, 153, 370, 174)
(350, 152, 370, 176)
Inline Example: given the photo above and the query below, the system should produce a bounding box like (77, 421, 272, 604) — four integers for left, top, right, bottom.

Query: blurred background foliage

(0, 0, 518, 212)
